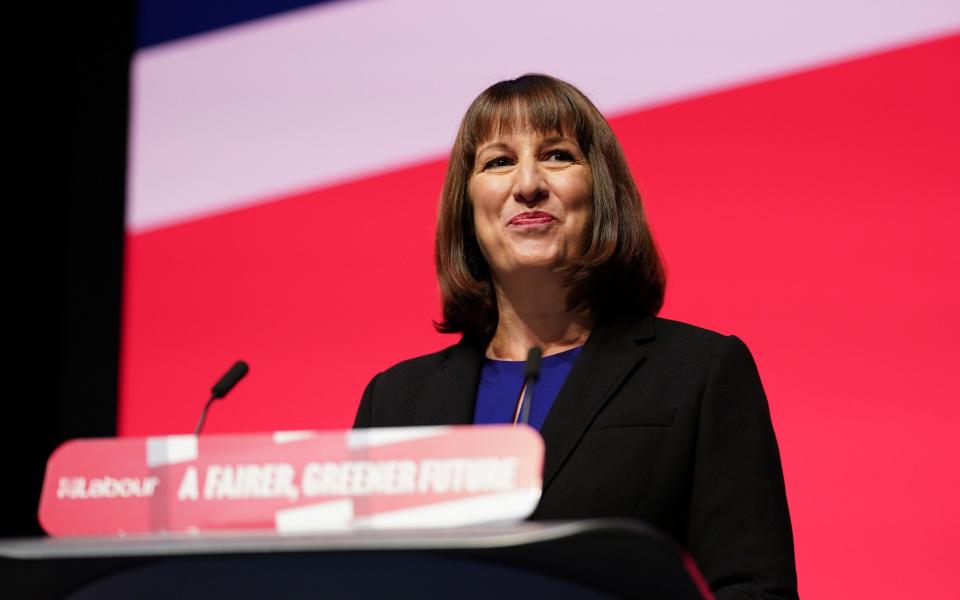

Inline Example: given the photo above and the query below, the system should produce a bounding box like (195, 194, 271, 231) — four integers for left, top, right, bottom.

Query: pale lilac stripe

(128, 0, 960, 232)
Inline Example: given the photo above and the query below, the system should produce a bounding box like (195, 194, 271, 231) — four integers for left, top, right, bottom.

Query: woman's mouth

(509, 211, 556, 226)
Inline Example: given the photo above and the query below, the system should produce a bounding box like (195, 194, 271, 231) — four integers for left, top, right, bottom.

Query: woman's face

(468, 128, 592, 280)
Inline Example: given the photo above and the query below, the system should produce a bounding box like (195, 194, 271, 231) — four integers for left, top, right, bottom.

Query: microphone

(212, 360, 250, 399)
(517, 347, 542, 427)
(194, 360, 249, 435)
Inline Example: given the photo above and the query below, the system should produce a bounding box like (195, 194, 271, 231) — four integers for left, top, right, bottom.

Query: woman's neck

(486, 270, 593, 360)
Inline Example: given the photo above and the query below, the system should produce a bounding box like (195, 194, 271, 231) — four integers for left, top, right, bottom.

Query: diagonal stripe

(128, 0, 960, 231)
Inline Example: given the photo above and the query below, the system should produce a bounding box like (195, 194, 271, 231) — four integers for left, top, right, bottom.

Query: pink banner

(39, 426, 544, 536)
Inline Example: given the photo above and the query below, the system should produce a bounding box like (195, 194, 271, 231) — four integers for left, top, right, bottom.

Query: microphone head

(211, 360, 249, 399)
(524, 347, 543, 380)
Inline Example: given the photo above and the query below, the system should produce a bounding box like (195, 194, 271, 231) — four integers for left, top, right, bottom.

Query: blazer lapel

(427, 338, 483, 425)
(539, 315, 654, 492)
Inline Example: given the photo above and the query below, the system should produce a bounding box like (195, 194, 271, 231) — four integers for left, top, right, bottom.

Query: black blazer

(354, 315, 798, 600)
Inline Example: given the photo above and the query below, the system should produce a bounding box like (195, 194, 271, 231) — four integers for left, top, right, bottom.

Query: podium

(0, 519, 709, 599)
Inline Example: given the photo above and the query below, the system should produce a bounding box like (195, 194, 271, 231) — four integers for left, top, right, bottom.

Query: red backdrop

(122, 35, 960, 598)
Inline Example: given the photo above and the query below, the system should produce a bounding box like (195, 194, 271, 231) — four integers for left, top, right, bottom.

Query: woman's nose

(512, 160, 547, 205)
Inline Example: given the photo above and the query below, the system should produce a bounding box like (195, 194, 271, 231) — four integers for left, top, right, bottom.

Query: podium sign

(39, 426, 544, 536)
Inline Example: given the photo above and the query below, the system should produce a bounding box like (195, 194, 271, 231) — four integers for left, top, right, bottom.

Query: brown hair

(435, 74, 665, 341)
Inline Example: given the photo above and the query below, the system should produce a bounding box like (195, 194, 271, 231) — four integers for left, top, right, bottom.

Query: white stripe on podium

(346, 427, 448, 450)
(145, 435, 199, 467)
(275, 498, 355, 533)
(351, 487, 542, 530)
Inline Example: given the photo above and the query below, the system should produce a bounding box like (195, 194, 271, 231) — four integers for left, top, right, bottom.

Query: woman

(355, 74, 798, 600)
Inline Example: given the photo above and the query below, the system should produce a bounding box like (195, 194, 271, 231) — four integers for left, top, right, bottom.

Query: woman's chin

(498, 253, 567, 273)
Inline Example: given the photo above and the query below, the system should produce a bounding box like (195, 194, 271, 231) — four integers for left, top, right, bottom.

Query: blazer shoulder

(652, 316, 728, 342)
(355, 342, 462, 428)
(650, 316, 740, 350)
(375, 341, 461, 385)
(646, 316, 756, 373)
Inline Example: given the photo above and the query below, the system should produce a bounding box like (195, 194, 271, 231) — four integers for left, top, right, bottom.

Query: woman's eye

(544, 149, 575, 162)
(483, 156, 513, 170)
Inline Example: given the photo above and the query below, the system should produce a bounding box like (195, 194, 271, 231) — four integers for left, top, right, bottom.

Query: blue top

(473, 346, 584, 430)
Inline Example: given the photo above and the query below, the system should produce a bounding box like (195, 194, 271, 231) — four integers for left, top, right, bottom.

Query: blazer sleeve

(688, 336, 798, 600)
